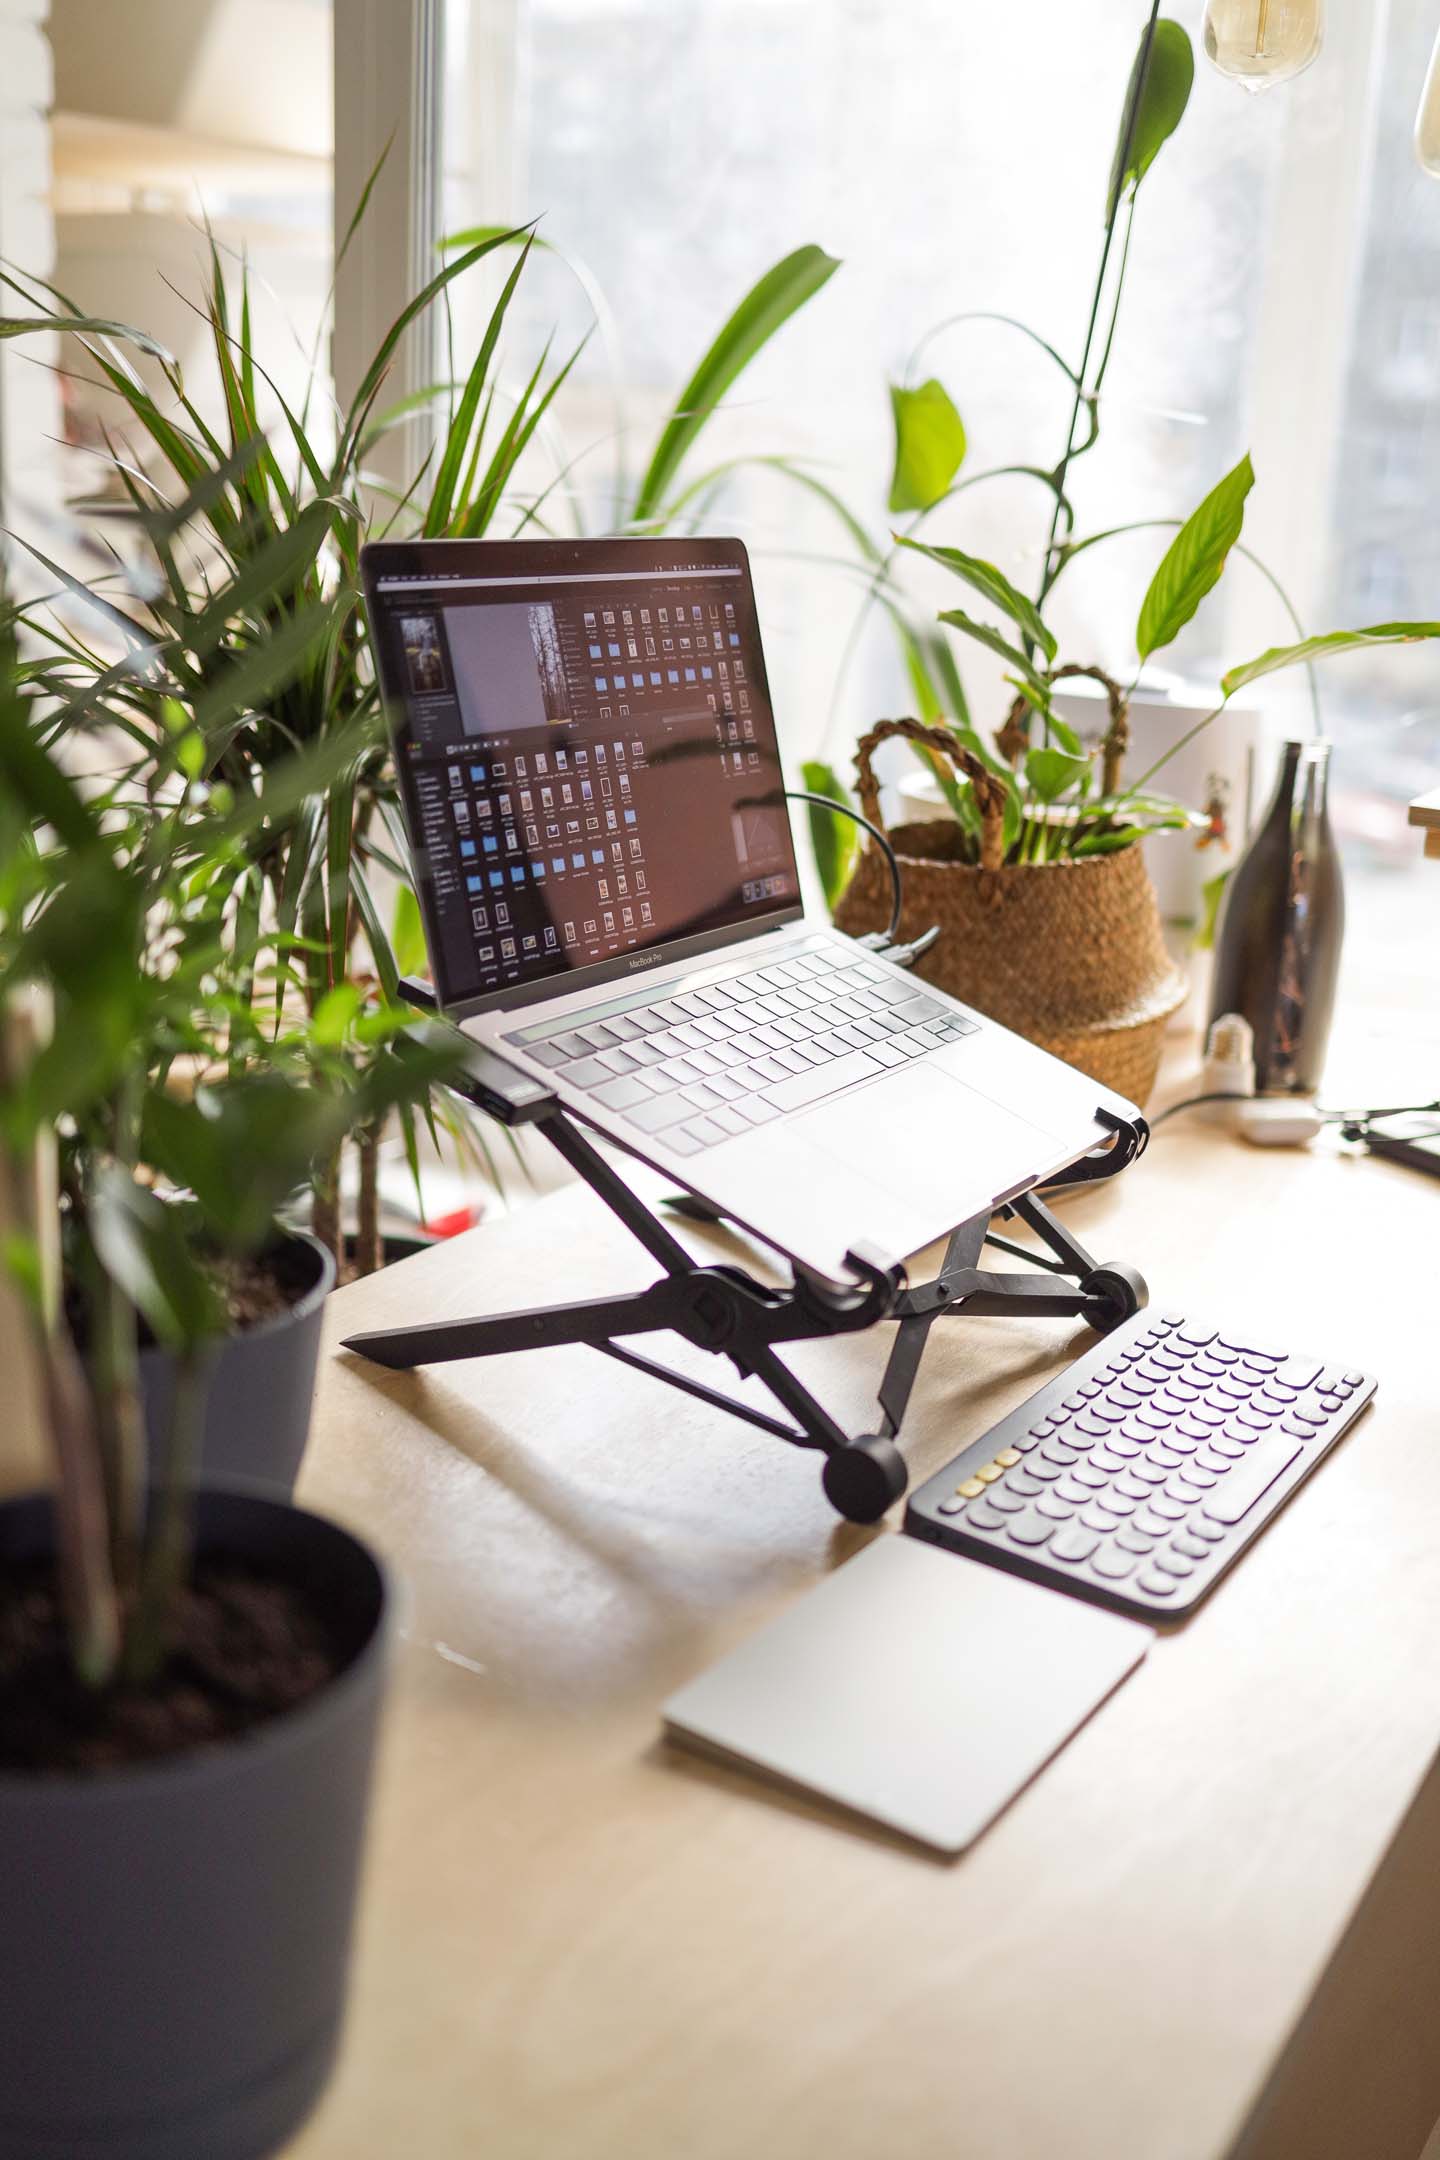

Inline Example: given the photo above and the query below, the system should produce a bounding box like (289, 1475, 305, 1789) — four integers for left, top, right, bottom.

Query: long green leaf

(424, 235, 535, 535)
(899, 534, 1056, 660)
(1137, 453, 1253, 660)
(0, 313, 176, 364)
(1220, 623, 1440, 698)
(937, 608, 1052, 705)
(631, 245, 840, 521)
(799, 759, 859, 911)
(888, 379, 966, 514)
(1107, 18, 1194, 219)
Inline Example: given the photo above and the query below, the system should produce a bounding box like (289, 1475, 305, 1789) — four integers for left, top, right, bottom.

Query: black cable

(784, 788, 904, 946)
(1148, 1091, 1252, 1129)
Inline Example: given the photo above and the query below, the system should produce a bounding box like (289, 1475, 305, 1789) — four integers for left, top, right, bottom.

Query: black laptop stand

(343, 992, 1151, 1523)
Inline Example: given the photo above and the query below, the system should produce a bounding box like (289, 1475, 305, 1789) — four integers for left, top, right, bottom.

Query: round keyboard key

(1197, 1445, 1238, 1474)
(994, 1446, 1022, 1468)
(986, 1487, 1026, 1515)
(1134, 1505, 1180, 1538)
(1080, 1502, 1123, 1533)
(1049, 1526, 1101, 1565)
(1007, 1510, 1057, 1547)
(1212, 1434, 1250, 1457)
(1096, 1488, 1138, 1516)
(975, 1463, 1005, 1484)
(1041, 1441, 1079, 1466)
(1182, 1463, 1218, 1489)
(1136, 1568, 1179, 1597)
(1025, 1457, 1062, 1482)
(1069, 1464, 1109, 1492)
(1154, 1549, 1195, 1578)
(956, 1477, 986, 1498)
(1036, 1493, 1076, 1521)
(1091, 1546, 1139, 1580)
(1188, 1516, 1227, 1543)
(1054, 1475, 1096, 1505)
(964, 1501, 1009, 1532)
(1164, 1475, 1206, 1507)
(1061, 1395, 1088, 1413)
(1173, 1532, 1212, 1560)
(1116, 1527, 1155, 1555)
(1148, 1444, 1184, 1470)
(1177, 1324, 1218, 1347)
(1088, 1445, 1131, 1476)
(1129, 1461, 1169, 1488)
(1147, 1494, 1189, 1521)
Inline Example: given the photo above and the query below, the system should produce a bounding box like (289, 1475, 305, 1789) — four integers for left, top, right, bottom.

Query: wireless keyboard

(905, 1310, 1376, 1620)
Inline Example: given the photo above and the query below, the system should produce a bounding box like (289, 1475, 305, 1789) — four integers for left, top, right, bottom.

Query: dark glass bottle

(1207, 739, 1344, 1093)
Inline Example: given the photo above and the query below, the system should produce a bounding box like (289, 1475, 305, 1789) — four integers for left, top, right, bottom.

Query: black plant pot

(139, 1229, 335, 1497)
(0, 1488, 388, 2160)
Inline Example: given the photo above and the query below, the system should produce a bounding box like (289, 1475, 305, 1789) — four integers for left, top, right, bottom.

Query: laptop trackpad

(791, 1066, 1052, 1200)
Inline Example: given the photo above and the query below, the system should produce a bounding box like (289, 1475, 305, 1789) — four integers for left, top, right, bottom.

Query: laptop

(361, 536, 1138, 1283)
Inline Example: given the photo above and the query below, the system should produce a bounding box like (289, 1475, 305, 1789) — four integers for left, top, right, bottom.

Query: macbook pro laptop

(361, 536, 1138, 1283)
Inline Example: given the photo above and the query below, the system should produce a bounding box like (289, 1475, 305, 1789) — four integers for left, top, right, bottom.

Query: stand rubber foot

(822, 1436, 908, 1524)
(1080, 1261, 1148, 1334)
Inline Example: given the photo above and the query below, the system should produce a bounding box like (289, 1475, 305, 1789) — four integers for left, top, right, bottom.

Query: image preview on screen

(370, 551, 800, 1010)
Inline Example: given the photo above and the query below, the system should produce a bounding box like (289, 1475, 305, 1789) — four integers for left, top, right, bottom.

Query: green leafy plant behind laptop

(805, 12, 1440, 897)
(2, 195, 838, 1265)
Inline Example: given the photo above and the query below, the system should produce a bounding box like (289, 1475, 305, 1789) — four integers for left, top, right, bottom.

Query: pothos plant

(2, 214, 837, 1270)
(806, 9, 1440, 902)
(0, 577, 461, 1688)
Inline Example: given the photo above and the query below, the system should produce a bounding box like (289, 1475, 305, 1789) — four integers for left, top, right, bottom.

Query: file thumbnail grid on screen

(368, 548, 800, 1008)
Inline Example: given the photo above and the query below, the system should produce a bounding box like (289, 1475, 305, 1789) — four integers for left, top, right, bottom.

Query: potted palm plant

(815, 12, 1440, 1103)
(4, 219, 838, 1265)
(0, 565, 462, 2160)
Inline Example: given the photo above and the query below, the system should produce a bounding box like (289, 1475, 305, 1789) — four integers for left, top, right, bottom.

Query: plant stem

(1036, 1, 1162, 615)
(123, 1347, 211, 1688)
(355, 1121, 383, 1278)
(311, 1138, 343, 1270)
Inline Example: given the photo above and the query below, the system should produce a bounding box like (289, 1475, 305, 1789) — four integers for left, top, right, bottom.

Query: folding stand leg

(347, 1026, 1151, 1525)
(870, 1193, 1148, 1448)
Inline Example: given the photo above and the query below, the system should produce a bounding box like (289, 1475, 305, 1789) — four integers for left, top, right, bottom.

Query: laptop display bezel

(360, 534, 806, 1021)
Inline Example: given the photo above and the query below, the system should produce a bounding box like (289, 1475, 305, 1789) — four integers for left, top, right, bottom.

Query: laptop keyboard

(504, 948, 978, 1155)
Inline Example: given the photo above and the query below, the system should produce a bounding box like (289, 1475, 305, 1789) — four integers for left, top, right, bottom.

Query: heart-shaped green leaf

(1137, 453, 1254, 660)
(888, 379, 967, 513)
(1107, 19, 1195, 221)
(1025, 747, 1090, 804)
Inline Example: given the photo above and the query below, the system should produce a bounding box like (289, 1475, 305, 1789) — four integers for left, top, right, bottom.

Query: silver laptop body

(362, 536, 1137, 1284)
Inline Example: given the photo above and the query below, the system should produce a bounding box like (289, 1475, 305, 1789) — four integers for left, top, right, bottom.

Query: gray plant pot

(139, 1229, 336, 1497)
(0, 1487, 388, 2160)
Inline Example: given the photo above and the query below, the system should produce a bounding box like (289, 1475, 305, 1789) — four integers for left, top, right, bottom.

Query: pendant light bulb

(1416, 25, 1440, 176)
(1202, 0, 1324, 91)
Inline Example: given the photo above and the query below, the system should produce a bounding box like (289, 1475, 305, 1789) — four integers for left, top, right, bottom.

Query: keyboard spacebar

(761, 1049, 883, 1114)
(1201, 1437, 1302, 1526)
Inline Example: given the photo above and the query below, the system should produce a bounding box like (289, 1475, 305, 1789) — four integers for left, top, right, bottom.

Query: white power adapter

(1237, 1096, 1328, 1147)
(1194, 1014, 1325, 1146)
(1199, 1012, 1256, 1121)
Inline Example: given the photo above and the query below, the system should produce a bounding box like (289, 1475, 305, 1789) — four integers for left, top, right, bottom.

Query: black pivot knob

(821, 1436, 908, 1523)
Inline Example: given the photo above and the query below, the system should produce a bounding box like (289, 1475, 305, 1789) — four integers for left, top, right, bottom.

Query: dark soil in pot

(0, 1552, 345, 1774)
(0, 1488, 387, 2160)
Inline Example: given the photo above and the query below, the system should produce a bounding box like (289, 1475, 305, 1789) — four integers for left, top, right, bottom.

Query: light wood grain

(286, 1122, 1440, 2160)
(1409, 787, 1440, 831)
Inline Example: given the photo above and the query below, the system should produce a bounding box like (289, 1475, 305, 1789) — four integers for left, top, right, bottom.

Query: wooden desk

(289, 1124, 1440, 2160)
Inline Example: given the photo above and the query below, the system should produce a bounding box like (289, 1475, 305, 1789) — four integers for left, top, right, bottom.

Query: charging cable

(784, 787, 940, 967)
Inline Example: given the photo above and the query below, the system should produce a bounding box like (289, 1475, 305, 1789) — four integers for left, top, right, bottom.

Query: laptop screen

(362, 538, 803, 1015)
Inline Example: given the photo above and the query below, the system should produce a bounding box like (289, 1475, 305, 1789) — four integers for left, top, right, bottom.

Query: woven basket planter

(833, 719, 1186, 1106)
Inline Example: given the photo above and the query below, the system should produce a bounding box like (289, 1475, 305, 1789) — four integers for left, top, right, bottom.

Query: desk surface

(289, 1120, 1440, 2160)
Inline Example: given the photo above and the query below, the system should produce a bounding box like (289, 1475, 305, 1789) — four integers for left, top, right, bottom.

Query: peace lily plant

(806, 10, 1440, 902)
